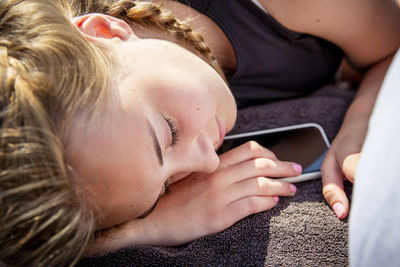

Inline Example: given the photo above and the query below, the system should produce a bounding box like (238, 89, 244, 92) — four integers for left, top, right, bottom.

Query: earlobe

(71, 13, 136, 42)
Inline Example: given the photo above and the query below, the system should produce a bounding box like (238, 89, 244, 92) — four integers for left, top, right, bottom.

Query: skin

(68, 14, 300, 237)
(69, 0, 400, 254)
(69, 14, 237, 229)
(246, 0, 400, 219)
(161, 0, 400, 219)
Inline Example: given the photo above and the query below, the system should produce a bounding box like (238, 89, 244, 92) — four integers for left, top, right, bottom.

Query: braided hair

(78, 0, 225, 78)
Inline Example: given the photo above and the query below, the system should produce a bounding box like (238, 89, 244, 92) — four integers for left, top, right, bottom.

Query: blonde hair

(0, 0, 219, 265)
(0, 0, 112, 265)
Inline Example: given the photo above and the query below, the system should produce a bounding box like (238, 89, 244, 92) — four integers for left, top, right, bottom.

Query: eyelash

(165, 117, 179, 146)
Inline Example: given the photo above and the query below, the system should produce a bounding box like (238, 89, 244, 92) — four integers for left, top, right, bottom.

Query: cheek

(159, 91, 216, 130)
(78, 134, 165, 227)
(91, 168, 163, 228)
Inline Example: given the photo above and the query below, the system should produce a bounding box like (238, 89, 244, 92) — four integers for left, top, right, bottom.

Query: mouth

(160, 179, 171, 196)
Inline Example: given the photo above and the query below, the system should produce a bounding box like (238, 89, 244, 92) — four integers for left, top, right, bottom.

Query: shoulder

(158, 0, 237, 70)
(262, 0, 400, 68)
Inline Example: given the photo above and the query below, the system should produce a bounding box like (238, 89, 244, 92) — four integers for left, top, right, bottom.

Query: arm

(279, 0, 400, 218)
(349, 49, 400, 267)
(322, 55, 394, 218)
(87, 141, 300, 256)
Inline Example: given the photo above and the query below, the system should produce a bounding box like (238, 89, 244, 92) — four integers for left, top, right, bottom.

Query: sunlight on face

(67, 37, 237, 229)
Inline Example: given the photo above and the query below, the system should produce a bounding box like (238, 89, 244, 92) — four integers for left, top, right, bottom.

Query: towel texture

(78, 85, 354, 266)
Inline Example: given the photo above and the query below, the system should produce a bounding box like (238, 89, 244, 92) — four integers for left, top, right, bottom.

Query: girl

(1, 0, 399, 265)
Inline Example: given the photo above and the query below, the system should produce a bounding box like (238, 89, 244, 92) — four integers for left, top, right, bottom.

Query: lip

(159, 178, 171, 197)
(159, 186, 166, 197)
(216, 117, 226, 148)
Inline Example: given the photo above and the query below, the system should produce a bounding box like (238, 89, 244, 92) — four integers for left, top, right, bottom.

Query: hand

(321, 132, 361, 219)
(137, 141, 301, 246)
(87, 141, 301, 255)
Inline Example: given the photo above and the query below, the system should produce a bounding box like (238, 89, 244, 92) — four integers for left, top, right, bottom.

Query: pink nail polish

(273, 196, 279, 202)
(332, 202, 345, 219)
(293, 163, 302, 173)
(289, 184, 297, 193)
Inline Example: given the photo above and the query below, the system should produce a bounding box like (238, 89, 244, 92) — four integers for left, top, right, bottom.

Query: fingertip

(292, 163, 302, 174)
(342, 153, 361, 183)
(289, 184, 297, 193)
(322, 183, 350, 219)
(332, 202, 347, 219)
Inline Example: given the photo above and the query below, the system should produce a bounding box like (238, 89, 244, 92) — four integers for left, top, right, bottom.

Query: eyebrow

(147, 119, 163, 166)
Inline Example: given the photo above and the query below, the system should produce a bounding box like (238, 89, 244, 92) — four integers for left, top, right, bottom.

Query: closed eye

(165, 117, 179, 146)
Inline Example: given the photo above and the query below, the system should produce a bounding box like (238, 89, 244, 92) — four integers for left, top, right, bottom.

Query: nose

(198, 145, 220, 173)
(172, 132, 220, 177)
(191, 131, 220, 173)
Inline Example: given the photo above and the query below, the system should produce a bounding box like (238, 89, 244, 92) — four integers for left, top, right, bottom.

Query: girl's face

(68, 15, 237, 229)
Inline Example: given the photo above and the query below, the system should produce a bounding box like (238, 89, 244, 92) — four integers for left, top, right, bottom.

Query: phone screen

(217, 126, 329, 174)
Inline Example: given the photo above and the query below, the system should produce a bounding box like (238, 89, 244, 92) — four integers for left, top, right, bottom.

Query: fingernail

(292, 163, 302, 173)
(273, 196, 279, 203)
(332, 202, 345, 219)
(290, 184, 297, 193)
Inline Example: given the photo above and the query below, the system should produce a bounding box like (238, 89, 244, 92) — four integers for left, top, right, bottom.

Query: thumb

(342, 153, 361, 183)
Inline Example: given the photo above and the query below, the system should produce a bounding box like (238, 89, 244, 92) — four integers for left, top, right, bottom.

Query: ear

(71, 13, 137, 42)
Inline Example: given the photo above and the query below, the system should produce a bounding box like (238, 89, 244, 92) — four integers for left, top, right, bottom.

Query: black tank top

(175, 0, 344, 107)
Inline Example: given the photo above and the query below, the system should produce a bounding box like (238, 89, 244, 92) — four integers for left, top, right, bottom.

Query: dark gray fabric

(78, 85, 354, 266)
(175, 0, 343, 107)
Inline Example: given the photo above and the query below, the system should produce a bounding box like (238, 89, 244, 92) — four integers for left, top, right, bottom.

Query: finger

(321, 153, 350, 219)
(226, 177, 297, 203)
(220, 157, 302, 184)
(225, 196, 279, 223)
(219, 141, 277, 168)
(342, 152, 361, 183)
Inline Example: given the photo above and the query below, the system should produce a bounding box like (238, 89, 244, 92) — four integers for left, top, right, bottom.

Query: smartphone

(217, 123, 330, 183)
